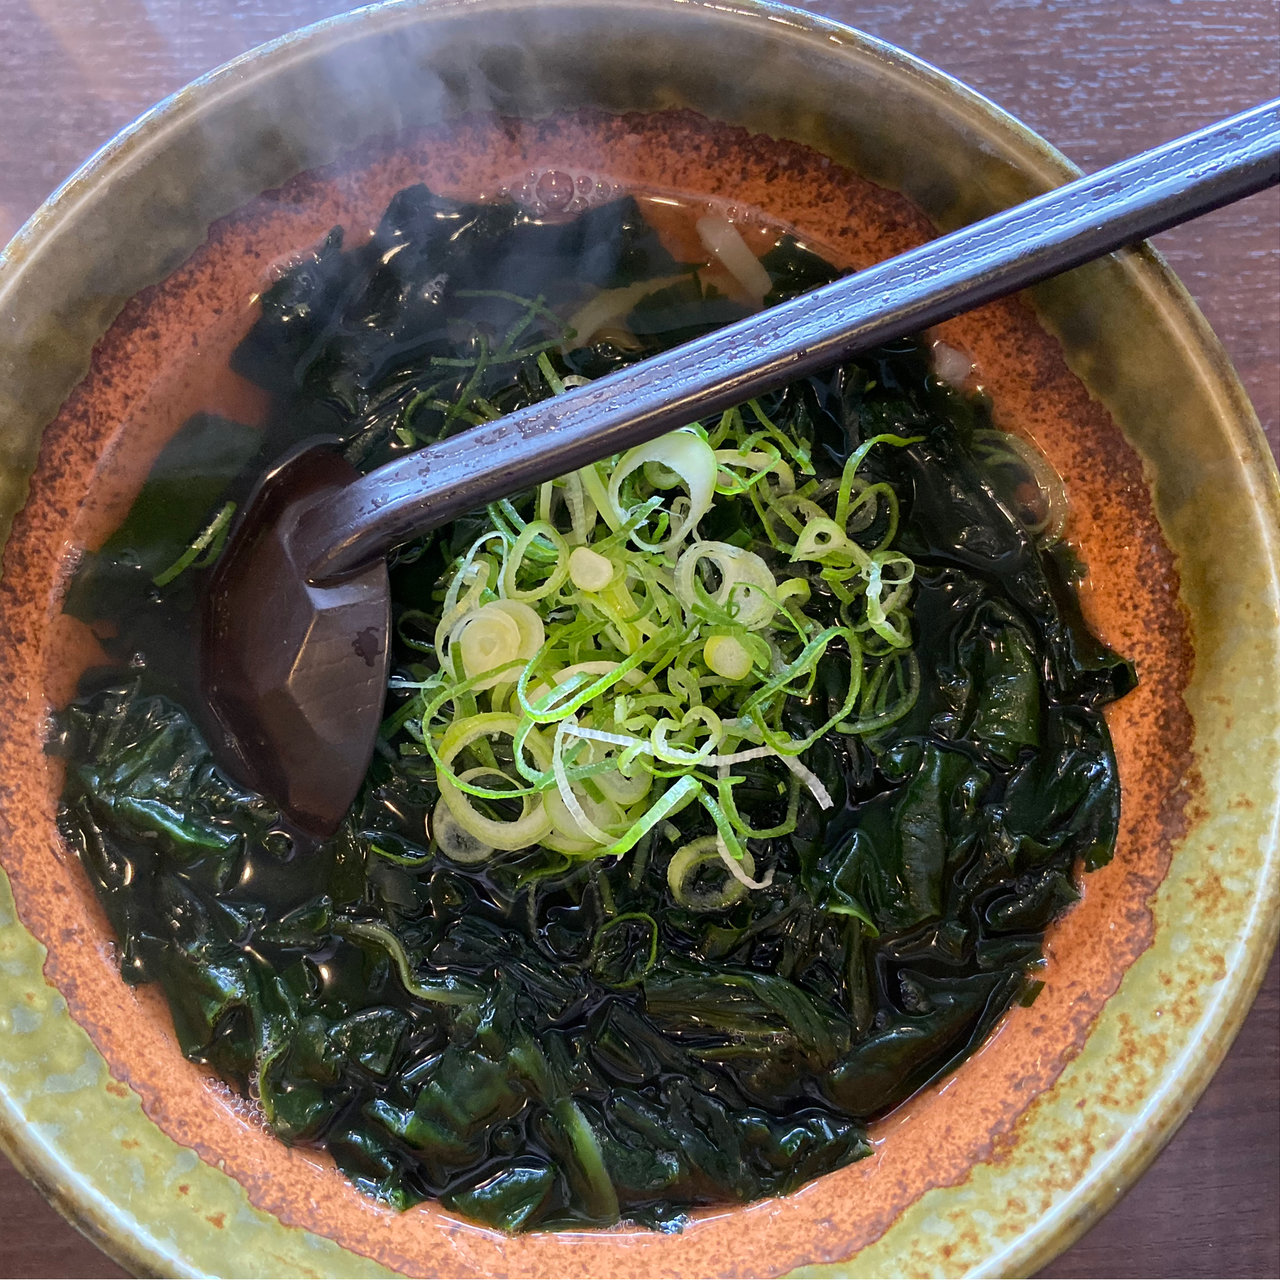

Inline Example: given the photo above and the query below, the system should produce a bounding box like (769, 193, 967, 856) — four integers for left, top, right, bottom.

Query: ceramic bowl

(0, 1, 1277, 1275)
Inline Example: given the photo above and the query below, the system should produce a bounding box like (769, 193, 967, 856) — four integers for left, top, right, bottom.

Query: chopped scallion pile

(391, 369, 923, 892)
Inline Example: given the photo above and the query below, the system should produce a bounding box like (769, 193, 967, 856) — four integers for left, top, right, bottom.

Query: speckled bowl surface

(0, 1, 1277, 1276)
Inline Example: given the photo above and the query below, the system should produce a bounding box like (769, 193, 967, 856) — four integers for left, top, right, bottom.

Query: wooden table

(1, 1, 1276, 1275)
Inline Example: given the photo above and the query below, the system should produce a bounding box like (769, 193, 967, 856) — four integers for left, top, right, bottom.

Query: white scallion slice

(562, 274, 687, 351)
(550, 718, 618, 847)
(431, 786, 497, 863)
(777, 754, 835, 810)
(695, 215, 773, 302)
(568, 545, 615, 591)
(456, 602, 524, 689)
(674, 540, 778, 630)
(436, 714, 553, 851)
(703, 634, 754, 680)
(716, 839, 774, 891)
(667, 835, 756, 911)
(608, 430, 718, 554)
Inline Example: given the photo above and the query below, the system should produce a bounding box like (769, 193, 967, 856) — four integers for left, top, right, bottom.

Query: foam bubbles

(501, 167, 623, 217)
(206, 1074, 268, 1131)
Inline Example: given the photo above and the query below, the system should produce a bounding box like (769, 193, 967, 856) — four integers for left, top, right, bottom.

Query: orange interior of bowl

(0, 108, 1193, 1277)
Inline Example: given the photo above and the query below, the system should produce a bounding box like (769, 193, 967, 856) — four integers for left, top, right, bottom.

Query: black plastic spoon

(203, 98, 1280, 836)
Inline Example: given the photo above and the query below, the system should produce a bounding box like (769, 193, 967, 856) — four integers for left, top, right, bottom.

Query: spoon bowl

(204, 443, 389, 833)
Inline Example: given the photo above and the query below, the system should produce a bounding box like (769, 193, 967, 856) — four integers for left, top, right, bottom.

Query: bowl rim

(1, 1, 1277, 1276)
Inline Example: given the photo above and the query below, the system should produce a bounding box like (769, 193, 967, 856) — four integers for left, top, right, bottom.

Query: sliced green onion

(436, 714, 553, 851)
(456, 602, 524, 688)
(607, 430, 717, 553)
(590, 913, 659, 988)
(431, 782, 498, 864)
(332, 919, 483, 1006)
(152, 500, 237, 587)
(667, 835, 756, 911)
(674, 540, 778, 630)
(704, 634, 754, 680)
(568, 545, 615, 591)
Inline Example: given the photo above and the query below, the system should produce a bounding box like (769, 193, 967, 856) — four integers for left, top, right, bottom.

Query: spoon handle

(300, 98, 1280, 582)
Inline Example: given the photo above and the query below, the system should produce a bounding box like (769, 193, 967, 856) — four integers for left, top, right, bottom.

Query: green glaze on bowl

(0, 1, 1276, 1275)
(0, 872, 399, 1278)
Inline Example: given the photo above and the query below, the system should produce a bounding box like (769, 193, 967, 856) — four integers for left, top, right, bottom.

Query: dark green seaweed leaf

(822, 970, 1017, 1115)
(816, 745, 986, 935)
(65, 412, 261, 610)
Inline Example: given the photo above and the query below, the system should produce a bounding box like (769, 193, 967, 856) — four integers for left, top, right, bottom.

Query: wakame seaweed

(55, 185, 1136, 1232)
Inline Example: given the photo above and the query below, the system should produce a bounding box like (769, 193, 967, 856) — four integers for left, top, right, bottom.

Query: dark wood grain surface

(0, 1, 1276, 1276)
